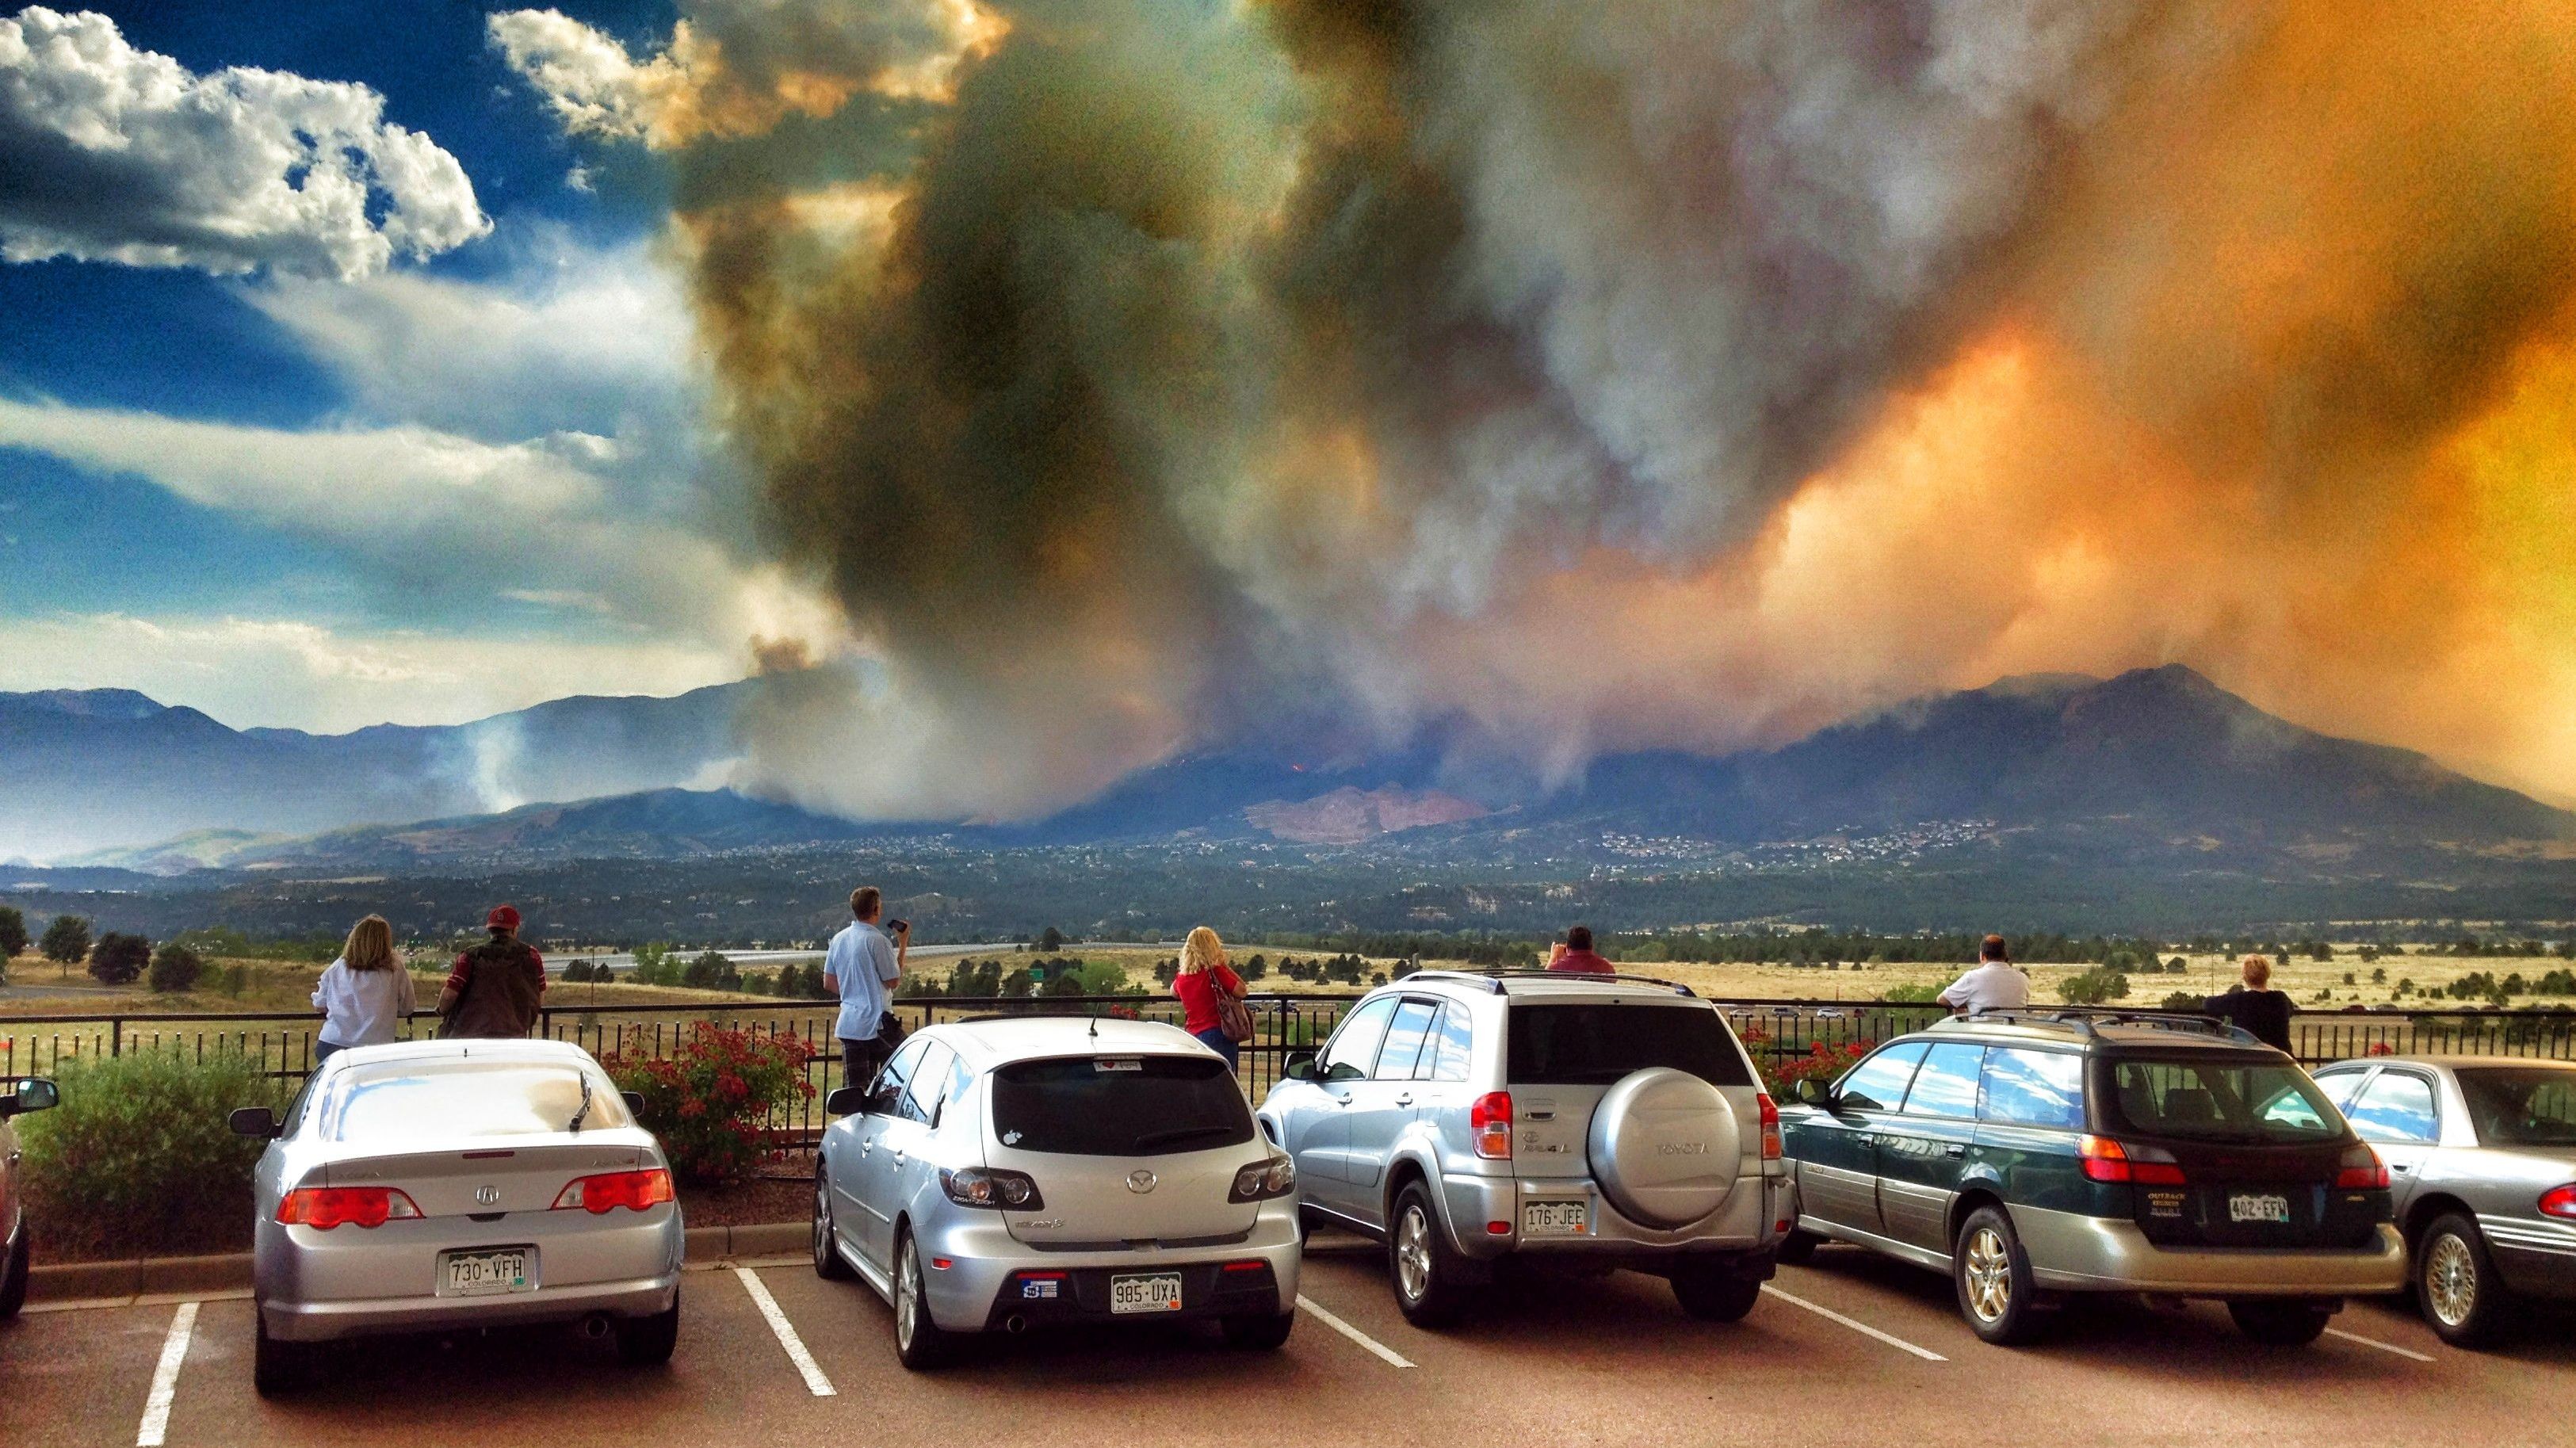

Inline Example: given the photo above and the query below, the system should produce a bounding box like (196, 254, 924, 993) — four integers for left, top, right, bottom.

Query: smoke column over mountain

(499, 1, 2576, 816)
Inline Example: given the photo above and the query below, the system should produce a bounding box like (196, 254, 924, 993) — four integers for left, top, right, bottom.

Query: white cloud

(0, 395, 837, 654)
(0, 7, 489, 279)
(487, 7, 659, 142)
(0, 612, 737, 732)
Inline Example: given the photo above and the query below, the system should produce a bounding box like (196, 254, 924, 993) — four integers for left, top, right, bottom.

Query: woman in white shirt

(311, 914, 415, 1062)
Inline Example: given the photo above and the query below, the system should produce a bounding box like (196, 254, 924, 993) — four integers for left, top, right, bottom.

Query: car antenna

(1088, 1014, 1099, 1039)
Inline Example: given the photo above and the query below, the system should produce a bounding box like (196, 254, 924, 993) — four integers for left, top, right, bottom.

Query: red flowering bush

(1756, 1039, 1871, 1099)
(605, 1024, 816, 1184)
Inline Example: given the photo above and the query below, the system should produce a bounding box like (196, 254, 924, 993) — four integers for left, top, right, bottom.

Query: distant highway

(548, 941, 1183, 976)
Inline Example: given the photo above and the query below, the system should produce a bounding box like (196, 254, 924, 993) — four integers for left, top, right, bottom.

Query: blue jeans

(314, 1039, 345, 1064)
(1192, 1026, 1240, 1070)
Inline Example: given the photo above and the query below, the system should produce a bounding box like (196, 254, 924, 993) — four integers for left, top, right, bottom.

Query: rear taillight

(277, 1186, 422, 1230)
(552, 1168, 675, 1213)
(2334, 1144, 2390, 1191)
(2540, 1185, 2576, 1220)
(941, 1167, 1045, 1210)
(1229, 1155, 1298, 1202)
(1756, 1092, 1782, 1161)
(1470, 1091, 1514, 1160)
(2078, 1135, 2185, 1186)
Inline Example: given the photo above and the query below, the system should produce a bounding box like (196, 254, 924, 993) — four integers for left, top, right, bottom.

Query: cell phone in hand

(888, 919, 910, 935)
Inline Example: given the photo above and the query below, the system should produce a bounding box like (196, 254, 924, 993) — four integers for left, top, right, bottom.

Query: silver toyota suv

(1259, 970, 1788, 1326)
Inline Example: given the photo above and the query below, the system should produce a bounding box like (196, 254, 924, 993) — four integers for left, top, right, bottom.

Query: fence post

(110, 1014, 122, 1058)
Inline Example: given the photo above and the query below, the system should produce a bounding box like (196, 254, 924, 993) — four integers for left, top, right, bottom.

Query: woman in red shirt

(1172, 926, 1246, 1068)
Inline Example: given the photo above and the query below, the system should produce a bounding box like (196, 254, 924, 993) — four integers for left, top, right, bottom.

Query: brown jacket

(441, 937, 546, 1038)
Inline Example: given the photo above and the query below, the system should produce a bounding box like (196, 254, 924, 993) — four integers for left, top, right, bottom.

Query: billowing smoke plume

(499, 1, 2576, 816)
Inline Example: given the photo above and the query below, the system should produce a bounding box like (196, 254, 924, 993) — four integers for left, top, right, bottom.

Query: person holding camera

(824, 886, 907, 1090)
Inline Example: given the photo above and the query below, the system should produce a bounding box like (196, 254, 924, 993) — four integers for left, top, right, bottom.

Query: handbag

(1214, 974, 1255, 1045)
(876, 1010, 908, 1047)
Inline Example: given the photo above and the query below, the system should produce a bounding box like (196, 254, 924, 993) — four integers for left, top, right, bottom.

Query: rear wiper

(1132, 1125, 1237, 1152)
(568, 1075, 593, 1135)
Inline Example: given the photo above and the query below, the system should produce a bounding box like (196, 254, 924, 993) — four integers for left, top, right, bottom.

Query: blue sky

(0, 2, 809, 731)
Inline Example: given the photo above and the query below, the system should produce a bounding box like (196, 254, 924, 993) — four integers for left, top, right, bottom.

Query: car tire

(1669, 1260, 1763, 1322)
(2417, 1212, 2510, 1348)
(617, 1289, 682, 1366)
(1952, 1206, 2045, 1346)
(892, 1231, 958, 1370)
(812, 1168, 855, 1282)
(2227, 1299, 2331, 1347)
(1221, 1311, 1296, 1350)
(0, 1220, 29, 1320)
(1388, 1182, 1476, 1329)
(1775, 1228, 1822, 1267)
(253, 1311, 316, 1397)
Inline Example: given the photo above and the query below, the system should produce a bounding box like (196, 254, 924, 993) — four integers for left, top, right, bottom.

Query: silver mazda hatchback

(812, 1016, 1301, 1369)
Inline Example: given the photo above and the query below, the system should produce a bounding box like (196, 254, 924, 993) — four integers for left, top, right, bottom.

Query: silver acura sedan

(234, 1039, 684, 1394)
(812, 1016, 1301, 1369)
(2313, 1054, 2576, 1346)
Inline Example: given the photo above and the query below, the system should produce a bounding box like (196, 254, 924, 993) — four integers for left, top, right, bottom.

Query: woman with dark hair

(311, 914, 415, 1061)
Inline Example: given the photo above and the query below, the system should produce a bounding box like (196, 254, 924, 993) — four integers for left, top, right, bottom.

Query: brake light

(2078, 1136, 2185, 1186)
(941, 1167, 1045, 1210)
(552, 1168, 675, 1213)
(1756, 1092, 1782, 1161)
(277, 1186, 422, 1229)
(2334, 1144, 2390, 1191)
(1470, 1091, 1514, 1160)
(2540, 1185, 2576, 1221)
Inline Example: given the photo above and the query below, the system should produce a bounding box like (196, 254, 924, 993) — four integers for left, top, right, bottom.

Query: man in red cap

(438, 904, 546, 1037)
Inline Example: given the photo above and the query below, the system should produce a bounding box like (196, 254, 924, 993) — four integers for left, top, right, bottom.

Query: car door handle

(1394, 1095, 1414, 1107)
(2389, 1162, 2413, 1174)
(1856, 1134, 1875, 1145)
(1944, 1144, 1966, 1158)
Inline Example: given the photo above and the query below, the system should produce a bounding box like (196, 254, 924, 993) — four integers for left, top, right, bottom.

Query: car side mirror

(621, 1091, 646, 1116)
(1793, 1077, 1835, 1109)
(228, 1106, 280, 1139)
(1283, 1052, 1317, 1082)
(825, 1086, 868, 1117)
(4, 1077, 57, 1118)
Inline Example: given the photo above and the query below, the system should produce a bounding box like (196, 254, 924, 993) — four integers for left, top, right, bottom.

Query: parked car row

(13, 980, 2574, 1396)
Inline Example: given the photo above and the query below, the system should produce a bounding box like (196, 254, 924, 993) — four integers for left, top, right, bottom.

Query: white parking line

(735, 1267, 837, 1396)
(1294, 1295, 1416, 1369)
(2325, 1326, 2436, 1362)
(1760, 1286, 1948, 1362)
(135, 1301, 197, 1447)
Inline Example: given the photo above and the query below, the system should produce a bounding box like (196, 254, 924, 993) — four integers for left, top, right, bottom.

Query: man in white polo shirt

(1938, 934, 2031, 1016)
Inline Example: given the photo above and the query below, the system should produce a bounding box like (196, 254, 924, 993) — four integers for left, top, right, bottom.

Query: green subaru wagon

(1778, 1010, 2402, 1345)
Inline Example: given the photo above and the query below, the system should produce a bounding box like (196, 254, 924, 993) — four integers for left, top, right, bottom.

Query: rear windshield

(2102, 1055, 2341, 1144)
(316, 1060, 629, 1143)
(2457, 1068, 2576, 1147)
(990, 1055, 1256, 1156)
(1506, 1004, 1752, 1087)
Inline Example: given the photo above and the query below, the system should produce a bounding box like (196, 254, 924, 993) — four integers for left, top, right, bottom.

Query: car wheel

(1775, 1228, 1821, 1267)
(2417, 1213, 2510, 1348)
(1221, 1311, 1296, 1350)
(892, 1232, 957, 1370)
(0, 1220, 29, 1319)
(253, 1311, 317, 1397)
(2227, 1299, 2331, 1347)
(812, 1168, 854, 1282)
(1952, 1206, 2044, 1346)
(1669, 1259, 1763, 1322)
(1389, 1182, 1475, 1329)
(617, 1288, 682, 1366)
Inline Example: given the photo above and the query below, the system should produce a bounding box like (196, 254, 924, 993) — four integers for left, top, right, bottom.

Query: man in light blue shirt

(824, 885, 906, 1088)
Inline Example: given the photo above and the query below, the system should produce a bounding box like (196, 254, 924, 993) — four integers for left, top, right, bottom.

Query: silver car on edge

(2313, 1054, 2576, 1346)
(235, 1039, 684, 1395)
(812, 1016, 1301, 1369)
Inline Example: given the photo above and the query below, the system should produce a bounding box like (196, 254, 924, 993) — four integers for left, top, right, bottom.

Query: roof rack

(1937, 1007, 2257, 1045)
(1400, 969, 1696, 999)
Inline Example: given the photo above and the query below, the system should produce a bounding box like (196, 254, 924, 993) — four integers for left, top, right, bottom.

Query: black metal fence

(9, 995, 2574, 1145)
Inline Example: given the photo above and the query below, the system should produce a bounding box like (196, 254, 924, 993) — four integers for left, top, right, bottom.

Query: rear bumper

(2018, 1206, 2406, 1297)
(1441, 1168, 1790, 1263)
(254, 1203, 685, 1343)
(2484, 1215, 2576, 1301)
(913, 1201, 1301, 1332)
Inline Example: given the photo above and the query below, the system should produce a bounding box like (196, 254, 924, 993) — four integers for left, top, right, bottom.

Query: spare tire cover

(1587, 1068, 1741, 1229)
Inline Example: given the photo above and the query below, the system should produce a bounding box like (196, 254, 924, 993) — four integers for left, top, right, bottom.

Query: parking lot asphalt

(7, 1236, 2574, 1448)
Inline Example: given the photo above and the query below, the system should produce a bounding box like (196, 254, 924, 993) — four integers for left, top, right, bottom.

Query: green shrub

(1880, 983, 1941, 1004)
(604, 1024, 814, 1183)
(148, 942, 204, 993)
(2057, 968, 2131, 1006)
(2161, 991, 2205, 1012)
(17, 1047, 292, 1258)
